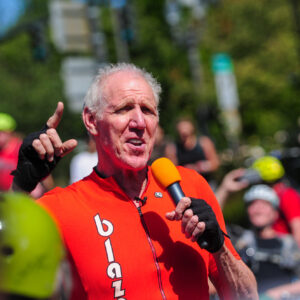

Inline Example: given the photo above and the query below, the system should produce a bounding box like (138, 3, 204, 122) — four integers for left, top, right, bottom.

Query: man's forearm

(214, 184, 230, 209)
(211, 245, 258, 300)
(290, 218, 300, 248)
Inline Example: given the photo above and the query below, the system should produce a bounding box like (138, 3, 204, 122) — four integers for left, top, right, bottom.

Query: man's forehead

(105, 70, 145, 85)
(102, 71, 155, 99)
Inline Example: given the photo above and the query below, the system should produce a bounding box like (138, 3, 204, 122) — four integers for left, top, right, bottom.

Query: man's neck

(96, 162, 148, 200)
(116, 168, 148, 200)
(183, 134, 197, 150)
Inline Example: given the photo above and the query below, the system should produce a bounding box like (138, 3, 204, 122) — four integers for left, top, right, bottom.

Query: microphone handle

(167, 182, 208, 249)
(167, 182, 185, 205)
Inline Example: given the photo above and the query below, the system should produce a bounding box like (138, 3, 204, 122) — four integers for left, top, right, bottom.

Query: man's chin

(122, 156, 149, 171)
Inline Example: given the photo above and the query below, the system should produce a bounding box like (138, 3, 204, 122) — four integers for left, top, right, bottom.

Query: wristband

(11, 125, 60, 192)
(189, 198, 228, 253)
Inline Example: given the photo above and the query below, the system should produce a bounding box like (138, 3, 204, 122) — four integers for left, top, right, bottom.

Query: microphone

(151, 157, 209, 249)
(151, 157, 185, 204)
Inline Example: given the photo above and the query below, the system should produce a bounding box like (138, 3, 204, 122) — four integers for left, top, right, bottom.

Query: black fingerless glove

(189, 197, 229, 253)
(11, 125, 60, 192)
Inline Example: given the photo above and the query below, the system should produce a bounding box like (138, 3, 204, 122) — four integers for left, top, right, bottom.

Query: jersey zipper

(136, 205, 167, 300)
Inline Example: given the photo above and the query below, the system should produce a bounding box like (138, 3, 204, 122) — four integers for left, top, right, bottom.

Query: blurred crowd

(149, 116, 300, 299)
(1, 110, 300, 300)
(0, 112, 55, 198)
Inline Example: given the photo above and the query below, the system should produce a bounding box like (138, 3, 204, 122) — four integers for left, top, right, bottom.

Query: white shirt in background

(69, 151, 98, 184)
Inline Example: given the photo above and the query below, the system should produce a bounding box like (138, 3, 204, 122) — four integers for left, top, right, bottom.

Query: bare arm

(210, 245, 258, 300)
(198, 136, 220, 173)
(264, 280, 300, 299)
(290, 217, 300, 249)
(215, 169, 249, 209)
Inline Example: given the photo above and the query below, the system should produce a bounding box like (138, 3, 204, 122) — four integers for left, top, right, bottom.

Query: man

(236, 184, 300, 299)
(165, 117, 220, 188)
(12, 63, 257, 300)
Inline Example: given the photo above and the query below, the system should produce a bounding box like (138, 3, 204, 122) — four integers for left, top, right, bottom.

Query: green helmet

(252, 156, 285, 183)
(0, 192, 64, 298)
(0, 113, 16, 132)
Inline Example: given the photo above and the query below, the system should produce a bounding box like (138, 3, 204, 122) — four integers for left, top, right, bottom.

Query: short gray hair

(83, 63, 162, 118)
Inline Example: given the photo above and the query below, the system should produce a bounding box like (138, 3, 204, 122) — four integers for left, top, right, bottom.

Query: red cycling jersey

(37, 166, 239, 300)
(273, 182, 300, 234)
(0, 137, 21, 191)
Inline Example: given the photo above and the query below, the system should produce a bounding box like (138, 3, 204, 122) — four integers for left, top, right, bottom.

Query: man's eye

(142, 107, 155, 114)
(116, 106, 132, 113)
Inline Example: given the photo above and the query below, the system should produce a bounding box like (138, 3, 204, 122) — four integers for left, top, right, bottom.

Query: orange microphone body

(151, 157, 185, 204)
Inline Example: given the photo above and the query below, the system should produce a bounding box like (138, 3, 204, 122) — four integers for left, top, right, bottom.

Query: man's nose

(129, 107, 146, 129)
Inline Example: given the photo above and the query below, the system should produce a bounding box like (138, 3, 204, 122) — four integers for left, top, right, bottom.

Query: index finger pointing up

(46, 102, 64, 129)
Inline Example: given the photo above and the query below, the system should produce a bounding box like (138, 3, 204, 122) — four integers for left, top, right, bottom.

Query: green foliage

(1, 0, 300, 190)
(202, 0, 300, 152)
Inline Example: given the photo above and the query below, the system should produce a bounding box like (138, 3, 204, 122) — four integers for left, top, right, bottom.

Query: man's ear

(82, 107, 98, 136)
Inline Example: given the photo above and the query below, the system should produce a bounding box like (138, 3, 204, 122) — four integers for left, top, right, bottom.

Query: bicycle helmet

(252, 156, 285, 182)
(0, 113, 16, 132)
(244, 184, 279, 208)
(0, 192, 64, 298)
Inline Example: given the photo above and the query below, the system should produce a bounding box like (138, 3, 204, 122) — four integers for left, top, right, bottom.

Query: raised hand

(12, 102, 77, 192)
(33, 102, 77, 161)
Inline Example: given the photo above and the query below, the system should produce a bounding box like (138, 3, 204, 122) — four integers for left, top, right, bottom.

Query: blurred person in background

(148, 125, 169, 165)
(0, 192, 65, 300)
(165, 117, 220, 189)
(235, 184, 300, 299)
(0, 112, 54, 198)
(213, 167, 261, 246)
(69, 133, 97, 184)
(214, 156, 300, 248)
(252, 156, 300, 248)
(0, 113, 22, 191)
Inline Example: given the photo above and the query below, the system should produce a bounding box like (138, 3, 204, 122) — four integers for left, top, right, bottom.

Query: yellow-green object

(0, 113, 16, 132)
(252, 156, 285, 183)
(0, 192, 64, 298)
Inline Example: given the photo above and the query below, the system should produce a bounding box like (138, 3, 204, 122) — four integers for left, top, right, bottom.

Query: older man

(12, 63, 257, 300)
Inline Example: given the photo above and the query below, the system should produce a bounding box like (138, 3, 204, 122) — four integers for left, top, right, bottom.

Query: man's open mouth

(128, 139, 143, 146)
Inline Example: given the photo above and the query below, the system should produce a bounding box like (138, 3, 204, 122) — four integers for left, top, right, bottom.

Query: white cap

(244, 184, 279, 208)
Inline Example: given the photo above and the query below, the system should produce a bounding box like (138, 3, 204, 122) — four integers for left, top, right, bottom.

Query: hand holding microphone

(151, 157, 225, 253)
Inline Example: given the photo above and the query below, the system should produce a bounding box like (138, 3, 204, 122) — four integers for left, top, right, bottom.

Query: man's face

(247, 199, 278, 229)
(176, 120, 195, 141)
(95, 71, 159, 171)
